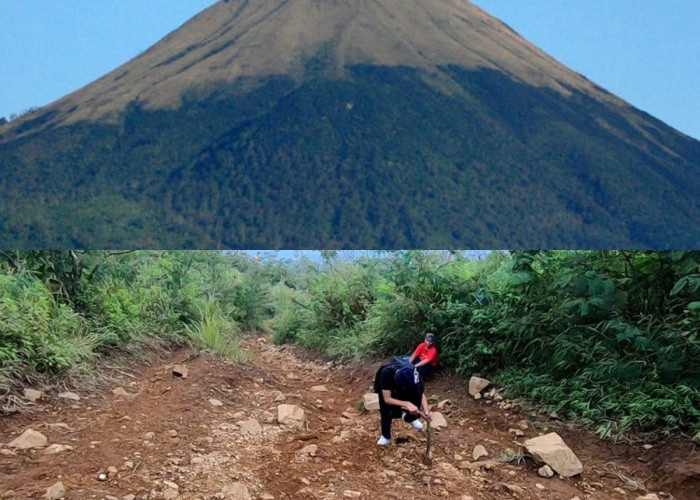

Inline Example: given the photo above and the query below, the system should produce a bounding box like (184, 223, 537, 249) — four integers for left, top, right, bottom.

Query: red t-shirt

(413, 342, 438, 367)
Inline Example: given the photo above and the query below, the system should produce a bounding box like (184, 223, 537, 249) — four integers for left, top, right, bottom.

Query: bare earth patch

(1, 335, 697, 499)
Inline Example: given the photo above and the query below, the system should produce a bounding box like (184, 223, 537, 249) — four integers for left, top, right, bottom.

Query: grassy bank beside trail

(270, 251, 700, 442)
(1, 250, 698, 443)
(0, 251, 273, 394)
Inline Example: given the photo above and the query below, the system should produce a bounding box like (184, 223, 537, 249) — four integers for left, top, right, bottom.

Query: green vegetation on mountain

(1, 250, 698, 441)
(1, 67, 698, 247)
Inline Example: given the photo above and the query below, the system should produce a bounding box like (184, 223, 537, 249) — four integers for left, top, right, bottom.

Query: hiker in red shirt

(409, 332, 439, 380)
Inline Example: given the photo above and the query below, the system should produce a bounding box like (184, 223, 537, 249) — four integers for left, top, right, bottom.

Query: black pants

(378, 391, 420, 439)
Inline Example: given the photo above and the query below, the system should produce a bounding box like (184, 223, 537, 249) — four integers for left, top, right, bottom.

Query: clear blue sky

(1, 1, 698, 140)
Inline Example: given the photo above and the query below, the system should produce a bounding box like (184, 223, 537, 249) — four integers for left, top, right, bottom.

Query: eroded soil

(1, 335, 698, 500)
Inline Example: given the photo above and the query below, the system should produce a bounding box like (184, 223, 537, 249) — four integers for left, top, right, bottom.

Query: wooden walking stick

(423, 418, 433, 465)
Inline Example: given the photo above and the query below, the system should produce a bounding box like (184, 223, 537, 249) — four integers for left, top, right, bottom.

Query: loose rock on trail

(1, 335, 697, 499)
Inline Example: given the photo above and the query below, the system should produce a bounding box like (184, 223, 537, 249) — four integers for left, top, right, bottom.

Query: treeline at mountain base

(0, 250, 698, 442)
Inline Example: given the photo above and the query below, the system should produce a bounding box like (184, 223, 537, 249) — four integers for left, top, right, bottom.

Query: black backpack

(372, 358, 413, 394)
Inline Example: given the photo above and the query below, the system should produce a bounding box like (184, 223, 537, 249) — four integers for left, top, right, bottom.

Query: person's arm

(415, 349, 435, 368)
(408, 343, 422, 364)
(414, 345, 434, 368)
(414, 346, 437, 368)
(382, 389, 419, 414)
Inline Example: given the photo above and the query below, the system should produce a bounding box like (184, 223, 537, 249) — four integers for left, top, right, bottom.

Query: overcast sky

(1, 1, 698, 139)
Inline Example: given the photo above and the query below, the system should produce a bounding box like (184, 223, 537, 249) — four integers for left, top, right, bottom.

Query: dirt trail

(1, 335, 698, 500)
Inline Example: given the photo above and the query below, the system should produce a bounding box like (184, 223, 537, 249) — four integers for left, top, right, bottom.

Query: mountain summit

(0, 0, 698, 247)
(41, 0, 605, 125)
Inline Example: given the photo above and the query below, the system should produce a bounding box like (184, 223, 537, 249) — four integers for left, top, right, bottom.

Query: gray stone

(538, 464, 554, 478)
(468, 376, 491, 396)
(43, 444, 73, 455)
(524, 432, 583, 477)
(277, 404, 309, 430)
(58, 391, 80, 401)
(430, 412, 448, 429)
(517, 419, 530, 430)
(8, 429, 48, 450)
(472, 445, 488, 461)
(363, 393, 379, 411)
(44, 481, 65, 500)
(237, 418, 263, 437)
(299, 444, 318, 457)
(435, 462, 460, 477)
(163, 480, 179, 491)
(172, 365, 188, 378)
(220, 482, 251, 500)
(499, 483, 524, 495)
(23, 388, 43, 401)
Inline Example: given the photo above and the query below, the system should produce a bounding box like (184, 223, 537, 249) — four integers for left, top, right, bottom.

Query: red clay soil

(1, 335, 698, 500)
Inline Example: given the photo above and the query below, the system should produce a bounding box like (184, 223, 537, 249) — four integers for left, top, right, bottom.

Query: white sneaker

(410, 419, 424, 431)
(377, 435, 391, 446)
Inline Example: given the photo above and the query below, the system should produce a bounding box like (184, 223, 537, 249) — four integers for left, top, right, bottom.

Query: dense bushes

(444, 251, 700, 440)
(0, 273, 95, 378)
(2, 249, 697, 441)
(0, 251, 275, 389)
(270, 250, 700, 441)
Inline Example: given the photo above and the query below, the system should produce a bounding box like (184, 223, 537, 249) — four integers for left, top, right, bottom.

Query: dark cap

(425, 332, 436, 341)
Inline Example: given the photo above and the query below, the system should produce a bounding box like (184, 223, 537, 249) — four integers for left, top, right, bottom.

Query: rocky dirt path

(1, 335, 697, 500)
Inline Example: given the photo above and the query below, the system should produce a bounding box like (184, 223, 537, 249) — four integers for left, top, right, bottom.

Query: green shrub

(270, 250, 700, 441)
(0, 273, 96, 381)
(185, 299, 243, 361)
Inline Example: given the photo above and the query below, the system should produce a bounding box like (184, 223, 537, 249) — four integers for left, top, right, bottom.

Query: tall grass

(185, 299, 244, 361)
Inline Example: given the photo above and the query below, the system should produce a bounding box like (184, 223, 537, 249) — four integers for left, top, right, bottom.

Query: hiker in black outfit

(374, 363, 432, 446)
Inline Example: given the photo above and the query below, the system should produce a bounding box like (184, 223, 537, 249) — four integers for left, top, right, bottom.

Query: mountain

(1, 0, 698, 248)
